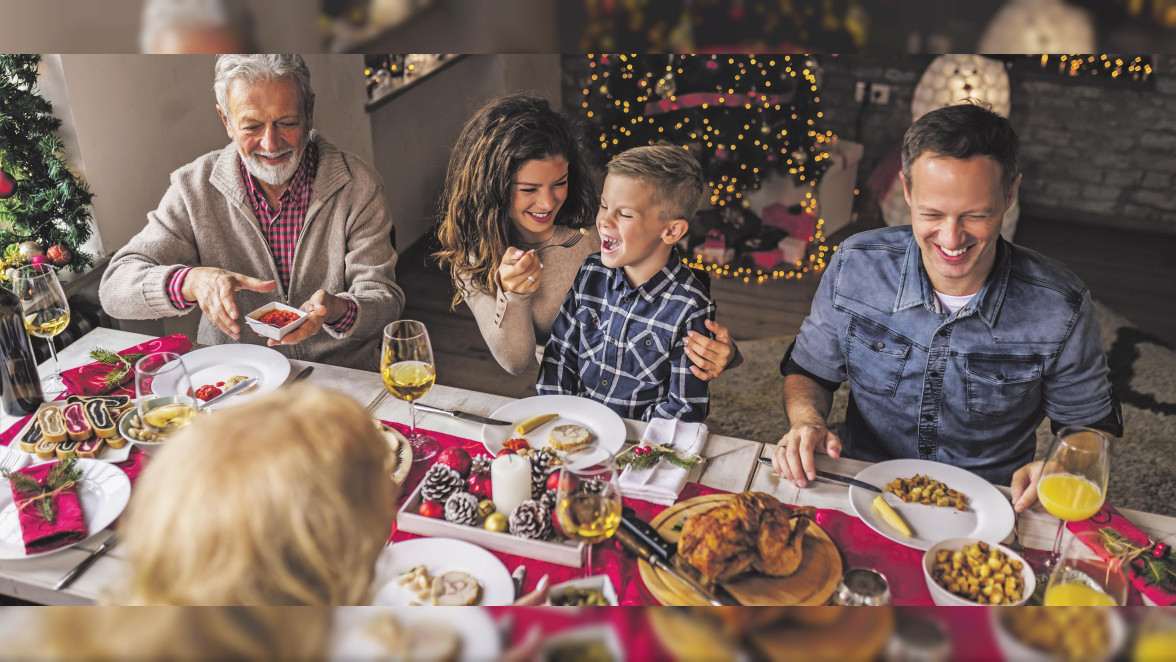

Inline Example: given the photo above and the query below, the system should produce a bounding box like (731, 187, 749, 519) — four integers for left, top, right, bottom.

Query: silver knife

(756, 457, 882, 493)
(200, 376, 259, 408)
(56, 535, 119, 590)
(414, 403, 512, 426)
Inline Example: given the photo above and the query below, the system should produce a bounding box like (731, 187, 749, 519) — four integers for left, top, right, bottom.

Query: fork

(534, 227, 589, 259)
(0, 447, 20, 475)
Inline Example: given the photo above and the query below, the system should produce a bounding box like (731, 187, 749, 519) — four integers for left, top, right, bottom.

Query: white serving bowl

(118, 399, 204, 455)
(989, 606, 1126, 662)
(546, 574, 619, 607)
(922, 537, 1035, 606)
(244, 301, 308, 340)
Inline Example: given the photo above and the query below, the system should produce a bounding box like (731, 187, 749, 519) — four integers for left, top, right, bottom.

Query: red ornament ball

(547, 470, 579, 493)
(30, 255, 47, 267)
(495, 448, 516, 458)
(418, 499, 444, 519)
(46, 244, 71, 267)
(435, 447, 472, 477)
(467, 473, 492, 499)
(0, 169, 15, 199)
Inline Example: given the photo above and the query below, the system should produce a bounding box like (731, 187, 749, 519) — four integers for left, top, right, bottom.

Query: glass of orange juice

(1043, 530, 1127, 606)
(1036, 426, 1110, 558)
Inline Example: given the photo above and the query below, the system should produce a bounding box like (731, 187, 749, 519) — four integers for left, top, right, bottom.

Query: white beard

(241, 141, 305, 186)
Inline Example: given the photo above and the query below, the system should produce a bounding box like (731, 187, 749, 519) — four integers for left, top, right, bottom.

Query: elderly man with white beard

(101, 54, 403, 370)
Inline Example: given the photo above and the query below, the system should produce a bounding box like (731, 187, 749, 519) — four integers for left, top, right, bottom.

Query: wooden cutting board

(638, 494, 842, 607)
(648, 605, 894, 662)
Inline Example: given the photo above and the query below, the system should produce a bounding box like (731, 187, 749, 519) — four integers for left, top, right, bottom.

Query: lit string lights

(581, 54, 838, 283)
(1039, 54, 1153, 80)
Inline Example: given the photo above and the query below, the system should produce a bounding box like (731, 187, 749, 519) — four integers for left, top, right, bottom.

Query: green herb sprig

(2, 456, 83, 523)
(616, 443, 700, 471)
(88, 347, 144, 390)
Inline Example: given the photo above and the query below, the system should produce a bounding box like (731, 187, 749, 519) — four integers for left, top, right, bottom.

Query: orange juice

(1043, 580, 1118, 606)
(1037, 474, 1104, 521)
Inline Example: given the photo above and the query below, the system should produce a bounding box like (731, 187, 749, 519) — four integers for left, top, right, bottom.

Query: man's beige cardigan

(100, 134, 404, 371)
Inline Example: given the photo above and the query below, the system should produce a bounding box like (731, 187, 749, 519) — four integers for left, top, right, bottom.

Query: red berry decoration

(418, 499, 444, 519)
(467, 473, 493, 499)
(496, 448, 516, 458)
(435, 447, 472, 478)
(0, 169, 15, 199)
(46, 244, 71, 267)
(1154, 542, 1168, 559)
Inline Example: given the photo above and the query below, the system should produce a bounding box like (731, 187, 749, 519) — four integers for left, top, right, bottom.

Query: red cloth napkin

(1068, 503, 1174, 606)
(7, 461, 87, 554)
(60, 334, 192, 396)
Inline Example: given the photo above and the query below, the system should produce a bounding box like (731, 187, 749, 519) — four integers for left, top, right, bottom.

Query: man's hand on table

(1010, 460, 1044, 513)
(181, 267, 276, 340)
(268, 290, 347, 347)
(773, 422, 842, 488)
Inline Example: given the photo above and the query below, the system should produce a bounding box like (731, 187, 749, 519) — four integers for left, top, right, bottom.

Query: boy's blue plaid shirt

(538, 250, 713, 422)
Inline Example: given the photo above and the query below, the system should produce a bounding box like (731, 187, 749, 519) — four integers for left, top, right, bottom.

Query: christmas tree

(0, 54, 95, 280)
(579, 54, 836, 281)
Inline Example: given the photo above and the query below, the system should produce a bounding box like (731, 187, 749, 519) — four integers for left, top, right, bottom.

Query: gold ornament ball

(477, 499, 496, 518)
(17, 241, 43, 261)
(483, 512, 508, 533)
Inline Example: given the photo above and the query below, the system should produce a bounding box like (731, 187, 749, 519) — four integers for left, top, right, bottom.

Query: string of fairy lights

(1039, 54, 1153, 80)
(580, 54, 838, 283)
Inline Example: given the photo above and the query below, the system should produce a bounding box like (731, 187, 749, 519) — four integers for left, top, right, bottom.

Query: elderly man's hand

(773, 422, 842, 488)
(267, 290, 346, 347)
(181, 267, 276, 340)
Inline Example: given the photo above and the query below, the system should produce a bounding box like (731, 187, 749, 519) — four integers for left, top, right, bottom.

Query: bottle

(0, 284, 44, 416)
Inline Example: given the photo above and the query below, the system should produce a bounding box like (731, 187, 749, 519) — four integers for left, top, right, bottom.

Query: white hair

(140, 0, 257, 53)
(213, 54, 315, 122)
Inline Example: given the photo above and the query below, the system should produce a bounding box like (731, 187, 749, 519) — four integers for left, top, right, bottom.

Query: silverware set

(534, 227, 589, 260)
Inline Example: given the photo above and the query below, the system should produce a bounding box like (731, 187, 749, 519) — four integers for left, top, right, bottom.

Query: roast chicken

(677, 492, 816, 584)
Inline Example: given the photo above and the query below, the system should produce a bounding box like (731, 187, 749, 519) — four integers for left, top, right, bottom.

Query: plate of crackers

(481, 395, 626, 471)
(8, 396, 134, 466)
(847, 459, 1014, 551)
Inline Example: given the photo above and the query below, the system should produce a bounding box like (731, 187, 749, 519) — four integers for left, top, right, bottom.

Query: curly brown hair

(434, 93, 597, 307)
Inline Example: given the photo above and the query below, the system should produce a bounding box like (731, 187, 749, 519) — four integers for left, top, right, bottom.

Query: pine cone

(470, 454, 493, 475)
(421, 464, 463, 502)
(582, 477, 607, 496)
(509, 499, 552, 540)
(444, 491, 480, 526)
(539, 488, 558, 516)
(530, 448, 556, 499)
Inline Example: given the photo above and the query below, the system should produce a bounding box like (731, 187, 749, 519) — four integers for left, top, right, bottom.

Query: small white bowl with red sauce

(245, 301, 309, 340)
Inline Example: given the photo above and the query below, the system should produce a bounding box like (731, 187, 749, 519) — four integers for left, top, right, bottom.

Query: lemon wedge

(873, 495, 912, 537)
(515, 413, 558, 435)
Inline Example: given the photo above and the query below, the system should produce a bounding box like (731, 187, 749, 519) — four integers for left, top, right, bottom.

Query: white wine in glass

(381, 320, 438, 462)
(13, 264, 70, 394)
(555, 463, 622, 577)
(135, 352, 199, 436)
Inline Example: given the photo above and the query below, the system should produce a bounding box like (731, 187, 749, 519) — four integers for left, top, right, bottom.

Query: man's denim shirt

(791, 226, 1116, 485)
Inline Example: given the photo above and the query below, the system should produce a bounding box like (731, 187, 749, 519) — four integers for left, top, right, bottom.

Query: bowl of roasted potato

(989, 606, 1125, 662)
(922, 538, 1034, 606)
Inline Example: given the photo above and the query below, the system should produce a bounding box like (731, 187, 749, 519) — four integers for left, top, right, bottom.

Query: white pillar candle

(491, 453, 532, 516)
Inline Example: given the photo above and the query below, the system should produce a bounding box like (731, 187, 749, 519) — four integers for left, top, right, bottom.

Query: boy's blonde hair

(118, 384, 395, 606)
(606, 144, 705, 222)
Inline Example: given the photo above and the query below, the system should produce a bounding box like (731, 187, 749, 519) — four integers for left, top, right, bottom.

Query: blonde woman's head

(119, 383, 395, 606)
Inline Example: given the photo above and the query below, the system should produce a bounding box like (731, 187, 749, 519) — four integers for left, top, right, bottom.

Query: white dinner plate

(481, 395, 627, 471)
(848, 459, 1015, 551)
(368, 537, 514, 607)
(0, 458, 131, 560)
(152, 344, 290, 410)
(330, 606, 502, 662)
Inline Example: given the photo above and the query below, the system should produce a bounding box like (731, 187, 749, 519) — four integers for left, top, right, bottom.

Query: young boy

(537, 144, 713, 422)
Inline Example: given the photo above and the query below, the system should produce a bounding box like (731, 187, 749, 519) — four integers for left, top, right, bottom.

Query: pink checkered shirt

(167, 140, 357, 331)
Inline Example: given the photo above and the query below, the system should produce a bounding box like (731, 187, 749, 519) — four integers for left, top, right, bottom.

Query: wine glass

(1043, 530, 1128, 606)
(381, 320, 438, 462)
(555, 463, 623, 578)
(1036, 426, 1110, 559)
(12, 264, 70, 394)
(134, 352, 198, 436)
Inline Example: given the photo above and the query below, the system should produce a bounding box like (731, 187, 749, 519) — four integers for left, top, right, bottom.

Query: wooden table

(3, 328, 1174, 605)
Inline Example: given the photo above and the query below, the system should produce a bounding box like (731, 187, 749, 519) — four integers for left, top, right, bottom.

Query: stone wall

(563, 55, 1176, 234)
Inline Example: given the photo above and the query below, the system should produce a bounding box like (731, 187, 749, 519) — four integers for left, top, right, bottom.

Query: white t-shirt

(935, 290, 977, 315)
